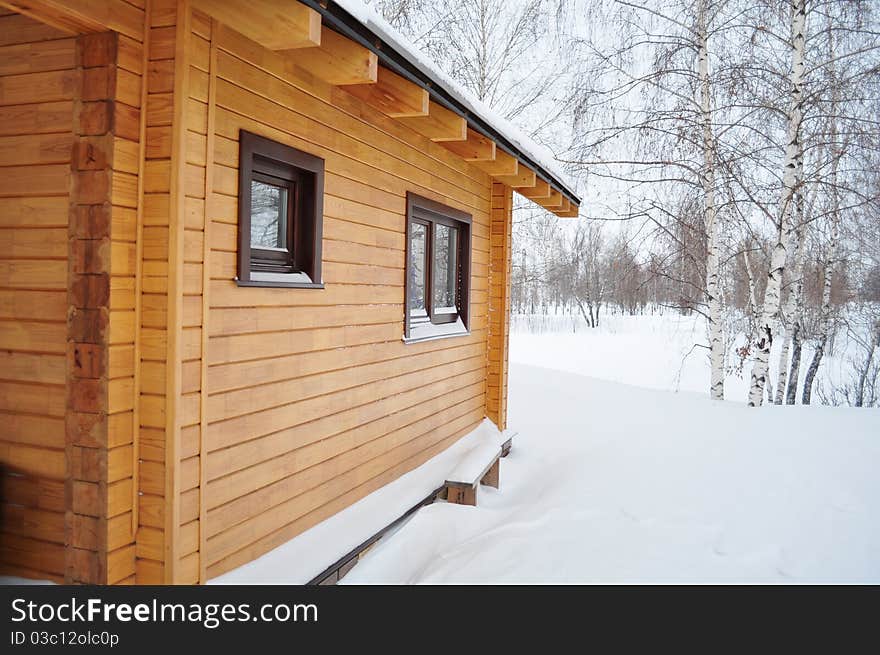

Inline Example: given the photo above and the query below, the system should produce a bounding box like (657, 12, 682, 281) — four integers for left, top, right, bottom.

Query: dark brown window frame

(236, 130, 324, 288)
(404, 192, 472, 342)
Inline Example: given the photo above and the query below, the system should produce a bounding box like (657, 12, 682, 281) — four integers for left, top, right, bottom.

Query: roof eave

(298, 0, 581, 208)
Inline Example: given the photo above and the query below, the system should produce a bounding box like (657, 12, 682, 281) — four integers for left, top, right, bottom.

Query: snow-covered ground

(508, 311, 868, 403)
(342, 313, 880, 583)
(10, 312, 874, 585)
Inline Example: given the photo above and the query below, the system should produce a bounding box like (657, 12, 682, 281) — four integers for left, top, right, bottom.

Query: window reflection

(409, 221, 427, 314)
(433, 223, 458, 311)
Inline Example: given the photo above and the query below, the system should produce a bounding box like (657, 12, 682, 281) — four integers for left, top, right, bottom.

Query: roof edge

(299, 0, 581, 207)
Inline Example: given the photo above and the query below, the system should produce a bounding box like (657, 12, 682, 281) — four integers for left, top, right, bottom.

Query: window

(237, 130, 324, 288)
(405, 193, 472, 342)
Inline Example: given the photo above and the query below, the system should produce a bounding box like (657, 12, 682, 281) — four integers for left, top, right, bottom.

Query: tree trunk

(785, 320, 802, 404)
(743, 249, 760, 339)
(854, 328, 880, 407)
(698, 1, 723, 401)
(803, 24, 842, 406)
(802, 333, 825, 405)
(774, 192, 807, 404)
(748, 0, 806, 407)
(574, 297, 592, 328)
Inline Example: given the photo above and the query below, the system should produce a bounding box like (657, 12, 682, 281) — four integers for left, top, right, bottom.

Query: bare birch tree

(747, 0, 806, 407)
(564, 0, 740, 398)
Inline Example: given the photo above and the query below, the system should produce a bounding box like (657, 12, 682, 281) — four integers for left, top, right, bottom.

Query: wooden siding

(487, 182, 513, 429)
(0, 0, 516, 584)
(0, 2, 146, 584)
(65, 24, 143, 585)
(105, 3, 147, 585)
(0, 13, 73, 584)
(189, 22, 494, 579)
(136, 0, 184, 584)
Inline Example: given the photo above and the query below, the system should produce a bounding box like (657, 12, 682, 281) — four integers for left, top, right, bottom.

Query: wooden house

(0, 0, 579, 584)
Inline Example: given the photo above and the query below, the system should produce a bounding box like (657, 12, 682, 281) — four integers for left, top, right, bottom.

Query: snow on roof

(330, 0, 579, 202)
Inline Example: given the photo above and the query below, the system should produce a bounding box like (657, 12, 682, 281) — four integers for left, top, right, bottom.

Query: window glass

(433, 223, 458, 311)
(250, 179, 289, 251)
(237, 130, 324, 287)
(409, 221, 427, 314)
(404, 193, 471, 341)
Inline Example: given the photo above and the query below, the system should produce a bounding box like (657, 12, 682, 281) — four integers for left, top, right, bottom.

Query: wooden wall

(192, 23, 495, 579)
(135, 0, 206, 585)
(0, 9, 75, 583)
(0, 0, 517, 584)
(102, 5, 146, 585)
(0, 1, 146, 584)
(487, 181, 513, 430)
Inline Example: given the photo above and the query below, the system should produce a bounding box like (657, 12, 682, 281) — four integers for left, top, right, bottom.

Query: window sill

(403, 319, 469, 344)
(236, 272, 324, 289)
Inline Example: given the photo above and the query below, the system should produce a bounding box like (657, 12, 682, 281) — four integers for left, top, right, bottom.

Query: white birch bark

(802, 167, 841, 404)
(854, 327, 880, 407)
(802, 17, 842, 406)
(748, 0, 806, 407)
(785, 319, 803, 404)
(784, 216, 807, 404)
(801, 214, 839, 404)
(698, 0, 724, 400)
(743, 249, 760, 333)
(774, 191, 807, 404)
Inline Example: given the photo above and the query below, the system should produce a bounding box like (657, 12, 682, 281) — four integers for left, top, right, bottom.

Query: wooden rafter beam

(441, 128, 495, 161)
(473, 149, 517, 177)
(342, 66, 429, 117)
(495, 165, 536, 188)
(191, 0, 321, 50)
(518, 179, 551, 199)
(552, 198, 572, 214)
(556, 204, 580, 218)
(397, 100, 467, 142)
(538, 189, 564, 210)
(290, 28, 377, 85)
(0, 0, 141, 36)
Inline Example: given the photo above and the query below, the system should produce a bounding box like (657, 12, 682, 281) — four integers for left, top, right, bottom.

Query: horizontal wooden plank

(117, 33, 143, 75)
(0, 13, 67, 48)
(0, 440, 65, 478)
(0, 132, 72, 166)
(0, 38, 74, 76)
(0, 350, 64, 384)
(113, 137, 140, 174)
(0, 196, 69, 227)
(207, 321, 402, 365)
(0, 163, 69, 197)
(0, 320, 65, 353)
(0, 411, 63, 449)
(138, 493, 164, 530)
(209, 349, 484, 425)
(206, 363, 485, 454)
(203, 419, 461, 578)
(207, 302, 403, 338)
(0, 226, 66, 257)
(0, 69, 79, 106)
(208, 397, 484, 549)
(209, 277, 409, 308)
(0, 472, 64, 510)
(108, 543, 136, 584)
(208, 363, 485, 484)
(206, 334, 483, 395)
(0, 532, 65, 575)
(206, 404, 483, 565)
(0, 261, 64, 289)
